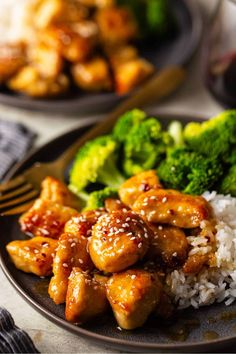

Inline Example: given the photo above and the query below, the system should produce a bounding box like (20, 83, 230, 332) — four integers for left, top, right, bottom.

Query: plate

(1, 113, 236, 353)
(0, 0, 203, 114)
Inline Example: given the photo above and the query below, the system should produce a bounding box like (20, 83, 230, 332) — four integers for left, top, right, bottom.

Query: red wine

(206, 52, 236, 108)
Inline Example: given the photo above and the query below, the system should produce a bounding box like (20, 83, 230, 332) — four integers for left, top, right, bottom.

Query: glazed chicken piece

(106, 269, 162, 329)
(72, 57, 112, 91)
(40, 25, 94, 63)
(8, 66, 69, 98)
(40, 176, 80, 210)
(89, 210, 150, 273)
(95, 7, 137, 45)
(119, 170, 162, 208)
(105, 44, 138, 69)
(147, 225, 188, 268)
(0, 43, 26, 83)
(71, 20, 98, 41)
(113, 58, 154, 95)
(77, 0, 114, 8)
(133, 189, 212, 228)
(104, 198, 128, 213)
(20, 199, 78, 239)
(6, 237, 57, 276)
(49, 232, 93, 304)
(105, 43, 154, 93)
(27, 42, 63, 79)
(65, 267, 108, 323)
(33, 0, 89, 29)
(64, 209, 105, 237)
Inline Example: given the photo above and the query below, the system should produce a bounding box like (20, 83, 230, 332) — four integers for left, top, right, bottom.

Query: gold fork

(0, 66, 185, 216)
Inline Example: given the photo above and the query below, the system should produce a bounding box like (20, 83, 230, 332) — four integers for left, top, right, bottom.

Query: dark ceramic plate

(1, 113, 236, 353)
(0, 0, 202, 114)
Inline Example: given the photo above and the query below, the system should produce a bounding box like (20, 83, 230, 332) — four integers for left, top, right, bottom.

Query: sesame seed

(71, 243, 76, 247)
(162, 197, 167, 203)
(63, 263, 68, 267)
(140, 210, 145, 216)
(138, 243, 142, 248)
(79, 259, 83, 264)
(42, 243, 49, 248)
(131, 275, 136, 279)
(158, 225, 163, 230)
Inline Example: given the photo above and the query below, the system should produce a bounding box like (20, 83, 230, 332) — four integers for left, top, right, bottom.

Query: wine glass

(203, 0, 236, 108)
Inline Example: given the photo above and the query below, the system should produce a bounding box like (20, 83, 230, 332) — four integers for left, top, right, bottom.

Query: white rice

(0, 0, 35, 44)
(167, 191, 236, 309)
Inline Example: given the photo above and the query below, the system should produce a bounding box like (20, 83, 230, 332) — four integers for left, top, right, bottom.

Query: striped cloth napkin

(0, 120, 36, 181)
(0, 308, 39, 353)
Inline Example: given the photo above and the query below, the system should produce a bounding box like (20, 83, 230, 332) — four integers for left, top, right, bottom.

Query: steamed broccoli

(84, 187, 118, 211)
(123, 118, 173, 176)
(184, 110, 236, 159)
(117, 0, 175, 38)
(157, 147, 223, 195)
(168, 120, 184, 146)
(69, 135, 125, 195)
(146, 0, 175, 37)
(226, 146, 236, 165)
(113, 109, 147, 143)
(219, 165, 236, 197)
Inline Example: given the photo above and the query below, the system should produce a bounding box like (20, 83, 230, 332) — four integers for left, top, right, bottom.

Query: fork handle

(55, 66, 185, 170)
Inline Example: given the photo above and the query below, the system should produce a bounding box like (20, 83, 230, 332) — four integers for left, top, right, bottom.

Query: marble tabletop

(0, 1, 226, 353)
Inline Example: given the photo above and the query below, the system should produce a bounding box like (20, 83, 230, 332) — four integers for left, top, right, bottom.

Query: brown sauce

(220, 311, 236, 321)
(203, 331, 219, 340)
(33, 279, 50, 296)
(207, 316, 217, 324)
(165, 318, 200, 342)
(232, 324, 236, 333)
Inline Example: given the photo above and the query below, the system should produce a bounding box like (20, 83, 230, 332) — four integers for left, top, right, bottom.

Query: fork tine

(0, 176, 26, 194)
(0, 184, 33, 203)
(0, 190, 39, 213)
(1, 201, 35, 216)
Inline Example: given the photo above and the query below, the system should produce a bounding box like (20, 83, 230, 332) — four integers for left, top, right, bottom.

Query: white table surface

(0, 1, 225, 353)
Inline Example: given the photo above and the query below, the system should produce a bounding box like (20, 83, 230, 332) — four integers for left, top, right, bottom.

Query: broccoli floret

(219, 165, 236, 197)
(69, 135, 125, 195)
(117, 0, 175, 38)
(157, 147, 223, 195)
(146, 0, 175, 37)
(168, 120, 184, 146)
(123, 118, 173, 176)
(184, 110, 236, 159)
(225, 146, 236, 165)
(84, 187, 118, 211)
(113, 109, 147, 143)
